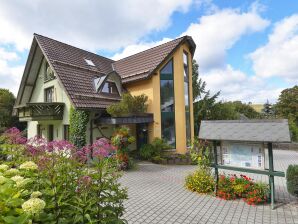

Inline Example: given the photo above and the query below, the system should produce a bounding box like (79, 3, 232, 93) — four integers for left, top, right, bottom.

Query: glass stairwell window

(160, 59, 176, 147)
(183, 51, 191, 145)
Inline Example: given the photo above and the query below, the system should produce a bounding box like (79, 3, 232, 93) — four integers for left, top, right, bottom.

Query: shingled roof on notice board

(199, 119, 291, 143)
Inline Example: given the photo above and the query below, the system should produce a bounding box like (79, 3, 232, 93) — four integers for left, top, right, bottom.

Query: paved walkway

(120, 150, 298, 224)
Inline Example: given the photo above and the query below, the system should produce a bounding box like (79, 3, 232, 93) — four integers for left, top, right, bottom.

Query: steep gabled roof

(15, 34, 196, 110)
(113, 36, 195, 83)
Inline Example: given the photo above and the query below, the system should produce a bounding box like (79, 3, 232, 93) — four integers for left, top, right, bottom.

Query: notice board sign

(221, 142, 265, 169)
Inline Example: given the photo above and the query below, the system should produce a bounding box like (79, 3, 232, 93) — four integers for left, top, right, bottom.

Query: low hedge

(287, 165, 298, 197)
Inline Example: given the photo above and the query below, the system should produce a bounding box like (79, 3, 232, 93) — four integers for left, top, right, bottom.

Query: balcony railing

(17, 102, 64, 121)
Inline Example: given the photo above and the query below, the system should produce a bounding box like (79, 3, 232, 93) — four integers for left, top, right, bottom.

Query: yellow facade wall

(124, 42, 194, 154)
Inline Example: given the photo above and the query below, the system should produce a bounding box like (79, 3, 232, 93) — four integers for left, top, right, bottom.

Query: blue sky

(0, 0, 297, 103)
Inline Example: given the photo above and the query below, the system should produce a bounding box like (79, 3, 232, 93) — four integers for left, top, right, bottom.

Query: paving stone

(120, 150, 298, 223)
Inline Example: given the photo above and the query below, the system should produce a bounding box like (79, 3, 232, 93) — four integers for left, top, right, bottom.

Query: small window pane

(160, 60, 173, 75)
(184, 82, 189, 111)
(161, 112, 176, 146)
(102, 83, 109, 93)
(48, 125, 54, 142)
(101, 82, 119, 95)
(64, 125, 69, 141)
(109, 82, 118, 94)
(45, 87, 54, 102)
(160, 80, 174, 112)
(85, 59, 95, 66)
(183, 53, 188, 65)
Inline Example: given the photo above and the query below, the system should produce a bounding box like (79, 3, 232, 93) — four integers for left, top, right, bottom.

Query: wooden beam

(210, 164, 285, 177)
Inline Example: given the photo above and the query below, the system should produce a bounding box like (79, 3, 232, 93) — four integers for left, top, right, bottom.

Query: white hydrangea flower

(22, 198, 46, 215)
(20, 161, 38, 170)
(4, 168, 20, 176)
(31, 191, 42, 198)
(11, 175, 24, 182)
(11, 175, 30, 188)
(0, 164, 9, 172)
(0, 175, 8, 185)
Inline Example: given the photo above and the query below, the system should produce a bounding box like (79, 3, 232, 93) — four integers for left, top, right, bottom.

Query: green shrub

(287, 165, 298, 197)
(107, 93, 148, 117)
(189, 137, 212, 165)
(139, 144, 155, 160)
(151, 155, 166, 164)
(139, 138, 170, 160)
(185, 169, 214, 193)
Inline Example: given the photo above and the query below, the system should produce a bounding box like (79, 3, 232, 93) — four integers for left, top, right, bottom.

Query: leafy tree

(0, 89, 19, 132)
(192, 60, 220, 135)
(191, 59, 262, 135)
(275, 85, 298, 141)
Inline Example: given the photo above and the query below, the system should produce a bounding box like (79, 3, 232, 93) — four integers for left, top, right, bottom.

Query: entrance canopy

(199, 119, 291, 143)
(95, 113, 153, 125)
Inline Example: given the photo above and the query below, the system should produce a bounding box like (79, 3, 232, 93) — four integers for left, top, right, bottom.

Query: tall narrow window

(48, 125, 54, 141)
(183, 51, 191, 145)
(45, 87, 54, 102)
(37, 124, 41, 137)
(64, 125, 70, 141)
(160, 59, 176, 147)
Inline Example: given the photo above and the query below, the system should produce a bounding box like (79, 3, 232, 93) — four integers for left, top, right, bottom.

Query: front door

(136, 123, 148, 150)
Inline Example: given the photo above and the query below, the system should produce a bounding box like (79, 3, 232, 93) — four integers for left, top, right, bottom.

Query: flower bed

(0, 127, 128, 223)
(184, 138, 269, 206)
(217, 174, 269, 205)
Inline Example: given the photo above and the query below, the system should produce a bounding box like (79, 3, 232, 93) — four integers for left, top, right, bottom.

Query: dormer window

(101, 81, 119, 95)
(84, 58, 95, 66)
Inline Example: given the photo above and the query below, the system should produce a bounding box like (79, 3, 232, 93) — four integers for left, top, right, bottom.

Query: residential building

(14, 34, 196, 153)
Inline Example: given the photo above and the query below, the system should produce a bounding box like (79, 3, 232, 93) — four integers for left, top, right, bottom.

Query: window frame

(160, 58, 176, 148)
(44, 86, 54, 103)
(64, 125, 70, 141)
(183, 51, 192, 145)
(100, 81, 120, 96)
(48, 124, 54, 142)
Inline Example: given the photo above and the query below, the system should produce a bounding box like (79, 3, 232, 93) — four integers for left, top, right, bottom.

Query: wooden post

(268, 142, 275, 210)
(213, 141, 219, 195)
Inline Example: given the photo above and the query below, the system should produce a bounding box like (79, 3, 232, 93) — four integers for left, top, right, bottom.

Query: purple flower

(3, 127, 27, 144)
(91, 138, 114, 159)
(74, 145, 91, 163)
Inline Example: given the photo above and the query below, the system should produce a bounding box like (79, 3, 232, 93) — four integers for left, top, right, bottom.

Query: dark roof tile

(33, 34, 196, 109)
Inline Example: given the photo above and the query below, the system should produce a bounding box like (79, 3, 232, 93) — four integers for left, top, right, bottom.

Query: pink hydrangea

(91, 138, 115, 159)
(3, 127, 27, 144)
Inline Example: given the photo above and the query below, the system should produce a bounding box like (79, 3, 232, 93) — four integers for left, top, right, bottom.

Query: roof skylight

(85, 58, 95, 66)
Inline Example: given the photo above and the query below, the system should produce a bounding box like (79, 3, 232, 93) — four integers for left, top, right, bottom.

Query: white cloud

(201, 65, 282, 103)
(181, 7, 270, 70)
(0, 58, 24, 95)
(249, 14, 298, 82)
(0, 0, 193, 52)
(111, 3, 277, 103)
(0, 48, 23, 95)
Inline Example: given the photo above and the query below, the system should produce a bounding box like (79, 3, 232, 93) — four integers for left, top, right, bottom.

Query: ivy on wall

(69, 107, 89, 148)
